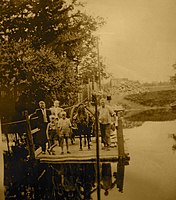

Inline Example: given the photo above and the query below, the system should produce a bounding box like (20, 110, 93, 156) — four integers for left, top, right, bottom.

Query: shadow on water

(126, 108, 176, 122)
(172, 144, 176, 151)
(123, 108, 176, 129)
(4, 150, 127, 200)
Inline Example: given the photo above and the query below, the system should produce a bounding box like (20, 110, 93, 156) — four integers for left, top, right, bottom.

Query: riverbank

(111, 89, 176, 112)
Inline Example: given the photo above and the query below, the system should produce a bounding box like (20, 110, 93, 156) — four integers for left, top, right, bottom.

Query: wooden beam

(0, 119, 5, 200)
(117, 116, 125, 158)
(24, 111, 35, 160)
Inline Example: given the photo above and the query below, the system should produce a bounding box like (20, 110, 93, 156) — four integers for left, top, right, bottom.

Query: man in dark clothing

(31, 101, 51, 154)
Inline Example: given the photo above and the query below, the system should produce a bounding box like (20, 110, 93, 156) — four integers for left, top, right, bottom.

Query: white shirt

(50, 107, 63, 119)
(98, 105, 115, 124)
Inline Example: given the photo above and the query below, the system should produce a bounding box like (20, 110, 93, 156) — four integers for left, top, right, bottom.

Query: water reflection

(123, 108, 176, 129)
(101, 163, 116, 196)
(172, 144, 176, 151)
(116, 161, 125, 193)
(126, 108, 176, 122)
(123, 120, 143, 129)
(4, 152, 127, 200)
(171, 134, 176, 151)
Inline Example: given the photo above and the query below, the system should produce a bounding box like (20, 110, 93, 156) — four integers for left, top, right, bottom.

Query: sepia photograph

(1, 0, 176, 199)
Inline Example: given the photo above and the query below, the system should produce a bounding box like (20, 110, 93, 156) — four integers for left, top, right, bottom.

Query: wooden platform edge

(39, 157, 119, 164)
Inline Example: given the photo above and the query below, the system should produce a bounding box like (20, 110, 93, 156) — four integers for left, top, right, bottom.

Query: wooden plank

(39, 157, 119, 164)
(35, 137, 125, 164)
(31, 128, 40, 135)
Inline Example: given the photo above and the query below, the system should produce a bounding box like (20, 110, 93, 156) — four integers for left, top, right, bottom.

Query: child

(46, 115, 58, 155)
(58, 111, 72, 154)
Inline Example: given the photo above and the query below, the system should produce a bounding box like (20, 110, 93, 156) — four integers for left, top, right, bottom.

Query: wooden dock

(35, 137, 123, 164)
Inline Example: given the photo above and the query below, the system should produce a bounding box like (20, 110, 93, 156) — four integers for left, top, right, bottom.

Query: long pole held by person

(96, 36, 101, 91)
(93, 93, 101, 200)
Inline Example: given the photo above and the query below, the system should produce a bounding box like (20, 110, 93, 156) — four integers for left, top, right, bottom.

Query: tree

(0, 40, 79, 116)
(0, 0, 105, 119)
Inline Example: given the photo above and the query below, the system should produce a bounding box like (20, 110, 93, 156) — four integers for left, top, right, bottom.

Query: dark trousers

(100, 123, 111, 147)
(38, 123, 48, 152)
(48, 130, 57, 148)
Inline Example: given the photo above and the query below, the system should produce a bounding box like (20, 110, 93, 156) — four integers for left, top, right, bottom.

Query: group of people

(30, 100, 72, 154)
(30, 97, 118, 155)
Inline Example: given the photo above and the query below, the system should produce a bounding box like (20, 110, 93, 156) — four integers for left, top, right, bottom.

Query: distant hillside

(103, 78, 176, 108)
(104, 78, 148, 96)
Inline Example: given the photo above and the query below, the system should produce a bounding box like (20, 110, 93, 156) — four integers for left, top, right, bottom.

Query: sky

(82, 0, 176, 82)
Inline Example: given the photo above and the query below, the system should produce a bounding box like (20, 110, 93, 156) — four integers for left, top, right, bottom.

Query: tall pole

(94, 94, 101, 200)
(92, 74, 95, 91)
(87, 78, 90, 103)
(97, 36, 101, 91)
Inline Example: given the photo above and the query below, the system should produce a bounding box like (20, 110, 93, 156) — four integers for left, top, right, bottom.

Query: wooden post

(24, 111, 35, 160)
(117, 114, 125, 158)
(0, 119, 5, 200)
(5, 133, 10, 153)
(94, 94, 101, 200)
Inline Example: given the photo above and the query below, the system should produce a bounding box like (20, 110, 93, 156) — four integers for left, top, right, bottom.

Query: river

(96, 111, 176, 200)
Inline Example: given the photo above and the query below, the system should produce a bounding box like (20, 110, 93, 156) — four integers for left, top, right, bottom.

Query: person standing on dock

(30, 101, 51, 154)
(58, 111, 72, 154)
(46, 115, 58, 155)
(50, 100, 63, 120)
(98, 98, 116, 150)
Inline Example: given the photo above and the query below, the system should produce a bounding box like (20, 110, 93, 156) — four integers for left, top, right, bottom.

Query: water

(97, 114, 176, 200)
